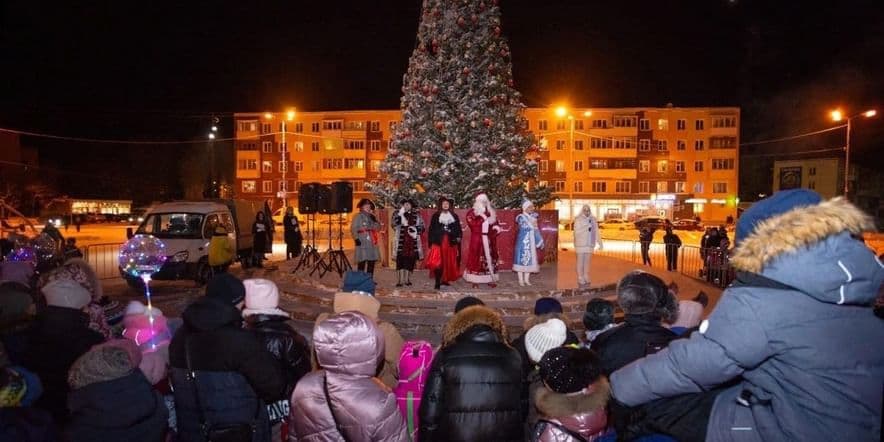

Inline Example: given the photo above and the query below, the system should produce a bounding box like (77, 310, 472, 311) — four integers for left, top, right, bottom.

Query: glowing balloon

(32, 234, 58, 263)
(6, 246, 37, 266)
(118, 235, 167, 279)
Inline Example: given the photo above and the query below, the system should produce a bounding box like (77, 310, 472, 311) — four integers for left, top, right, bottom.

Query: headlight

(137, 217, 144, 223)
(53, 219, 62, 227)
(128, 217, 134, 222)
(170, 251, 189, 263)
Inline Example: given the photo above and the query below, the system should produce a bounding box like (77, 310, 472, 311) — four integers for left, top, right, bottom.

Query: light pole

(830, 108, 876, 200)
(265, 109, 297, 210)
(554, 106, 592, 221)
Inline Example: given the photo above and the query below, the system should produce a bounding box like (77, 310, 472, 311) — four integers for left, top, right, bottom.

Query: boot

(405, 270, 413, 286)
(434, 269, 442, 290)
(396, 270, 404, 287)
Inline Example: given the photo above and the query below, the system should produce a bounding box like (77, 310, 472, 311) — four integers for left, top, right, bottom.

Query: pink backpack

(393, 340, 434, 441)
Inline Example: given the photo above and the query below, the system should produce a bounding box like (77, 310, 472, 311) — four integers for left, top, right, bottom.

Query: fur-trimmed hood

(535, 377, 610, 418)
(732, 197, 883, 305)
(442, 305, 507, 348)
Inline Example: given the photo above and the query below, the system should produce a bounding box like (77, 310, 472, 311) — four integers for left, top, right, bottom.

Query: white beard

(473, 202, 486, 214)
(439, 212, 455, 225)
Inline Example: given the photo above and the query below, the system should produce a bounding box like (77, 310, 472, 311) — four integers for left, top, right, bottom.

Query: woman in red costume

(427, 197, 462, 290)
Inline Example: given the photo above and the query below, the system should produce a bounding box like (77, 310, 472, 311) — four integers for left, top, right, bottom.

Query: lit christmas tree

(373, 0, 552, 209)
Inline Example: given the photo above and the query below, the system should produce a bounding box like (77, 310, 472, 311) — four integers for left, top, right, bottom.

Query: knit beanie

(206, 273, 246, 306)
(525, 318, 568, 363)
(38, 258, 101, 300)
(41, 279, 92, 310)
(534, 297, 564, 315)
(243, 278, 289, 317)
(342, 270, 375, 295)
(583, 298, 615, 331)
(454, 296, 485, 313)
(68, 344, 135, 390)
(539, 346, 603, 394)
(0, 261, 34, 286)
(736, 189, 822, 243)
(0, 367, 27, 407)
(122, 312, 171, 352)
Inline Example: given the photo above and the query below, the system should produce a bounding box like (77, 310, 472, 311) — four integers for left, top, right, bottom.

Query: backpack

(392, 340, 434, 441)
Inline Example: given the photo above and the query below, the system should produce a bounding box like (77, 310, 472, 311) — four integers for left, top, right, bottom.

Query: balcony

(342, 121, 368, 139)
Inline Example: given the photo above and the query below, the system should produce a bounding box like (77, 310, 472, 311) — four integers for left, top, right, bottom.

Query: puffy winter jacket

(22, 306, 104, 424)
(419, 305, 525, 442)
(289, 311, 408, 442)
(532, 378, 610, 442)
(208, 234, 234, 267)
(169, 297, 286, 442)
(67, 369, 168, 442)
(591, 314, 676, 375)
(573, 210, 600, 254)
(243, 313, 311, 395)
(314, 291, 404, 389)
(612, 198, 884, 441)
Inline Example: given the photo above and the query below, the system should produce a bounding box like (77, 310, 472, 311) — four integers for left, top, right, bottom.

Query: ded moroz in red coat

(463, 206, 500, 284)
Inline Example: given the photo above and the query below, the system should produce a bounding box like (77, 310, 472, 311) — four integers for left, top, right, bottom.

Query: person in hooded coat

(169, 273, 286, 442)
(23, 278, 104, 425)
(282, 206, 303, 260)
(252, 211, 271, 267)
(611, 190, 884, 442)
(312, 271, 403, 390)
(289, 311, 409, 442)
(591, 271, 678, 376)
(66, 343, 168, 442)
(531, 347, 609, 442)
(419, 305, 524, 442)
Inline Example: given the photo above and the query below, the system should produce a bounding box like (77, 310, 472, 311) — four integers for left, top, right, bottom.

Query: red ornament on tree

(483, 118, 492, 127)
(462, 67, 471, 75)
(435, 121, 444, 130)
(443, 140, 452, 150)
(508, 79, 514, 87)
(457, 16, 466, 27)
(471, 14, 478, 23)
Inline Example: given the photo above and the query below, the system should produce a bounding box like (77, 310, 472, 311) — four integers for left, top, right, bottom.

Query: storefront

(553, 195, 675, 224)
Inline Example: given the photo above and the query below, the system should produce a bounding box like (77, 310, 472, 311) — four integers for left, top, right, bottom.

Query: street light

(829, 108, 877, 200)
(554, 105, 580, 221)
(207, 133, 216, 140)
(264, 108, 297, 210)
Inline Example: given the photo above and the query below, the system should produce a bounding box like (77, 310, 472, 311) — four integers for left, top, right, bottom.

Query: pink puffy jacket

(533, 378, 610, 442)
(289, 311, 409, 442)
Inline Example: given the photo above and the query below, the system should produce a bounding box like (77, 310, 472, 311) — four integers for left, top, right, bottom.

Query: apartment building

(234, 106, 739, 222)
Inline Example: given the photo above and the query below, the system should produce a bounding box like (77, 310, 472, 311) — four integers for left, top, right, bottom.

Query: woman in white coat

(573, 205, 602, 287)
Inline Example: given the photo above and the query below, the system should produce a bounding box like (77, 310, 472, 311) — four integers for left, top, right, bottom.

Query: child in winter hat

(68, 344, 136, 390)
(583, 298, 618, 344)
(525, 318, 568, 364)
(539, 346, 604, 394)
(41, 279, 92, 311)
(242, 278, 289, 317)
(122, 305, 171, 386)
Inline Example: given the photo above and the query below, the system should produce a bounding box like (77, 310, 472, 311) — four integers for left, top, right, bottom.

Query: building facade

(772, 158, 841, 200)
(234, 106, 739, 223)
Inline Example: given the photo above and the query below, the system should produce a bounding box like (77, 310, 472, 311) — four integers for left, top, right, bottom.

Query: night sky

(0, 0, 882, 201)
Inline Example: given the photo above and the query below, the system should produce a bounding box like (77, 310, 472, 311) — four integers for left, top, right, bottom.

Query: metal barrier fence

(594, 238, 735, 288)
(84, 242, 125, 280)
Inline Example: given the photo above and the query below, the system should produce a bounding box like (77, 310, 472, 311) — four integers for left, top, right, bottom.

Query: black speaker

(330, 181, 353, 213)
(298, 182, 321, 214)
(317, 184, 334, 214)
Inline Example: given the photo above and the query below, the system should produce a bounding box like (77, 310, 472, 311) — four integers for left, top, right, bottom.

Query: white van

(123, 199, 258, 286)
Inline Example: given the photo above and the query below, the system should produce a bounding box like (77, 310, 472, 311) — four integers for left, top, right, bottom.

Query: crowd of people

(0, 189, 882, 442)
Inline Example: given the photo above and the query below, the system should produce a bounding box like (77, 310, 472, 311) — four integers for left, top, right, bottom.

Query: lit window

(658, 119, 669, 130)
(675, 182, 686, 193)
(657, 161, 668, 173)
(242, 180, 256, 193)
(657, 181, 668, 192)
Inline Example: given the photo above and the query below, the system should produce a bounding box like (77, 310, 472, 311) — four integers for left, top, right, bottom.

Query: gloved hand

(398, 207, 406, 216)
(355, 238, 362, 247)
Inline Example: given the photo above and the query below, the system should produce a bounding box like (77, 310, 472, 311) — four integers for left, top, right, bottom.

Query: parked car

(123, 199, 259, 287)
(634, 216, 670, 231)
(672, 219, 703, 231)
(600, 219, 628, 230)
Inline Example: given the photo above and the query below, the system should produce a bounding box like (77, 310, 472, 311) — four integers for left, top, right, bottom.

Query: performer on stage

(512, 199, 543, 286)
(351, 198, 381, 277)
(427, 197, 463, 290)
(392, 199, 425, 287)
(573, 205, 602, 288)
(463, 192, 501, 288)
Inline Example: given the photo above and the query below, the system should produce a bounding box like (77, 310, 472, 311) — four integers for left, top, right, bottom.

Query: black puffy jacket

(169, 297, 286, 442)
(243, 313, 311, 395)
(591, 314, 677, 375)
(419, 305, 524, 442)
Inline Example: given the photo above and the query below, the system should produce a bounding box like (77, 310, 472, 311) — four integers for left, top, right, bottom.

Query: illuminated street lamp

(265, 108, 298, 209)
(211, 125, 218, 132)
(830, 108, 877, 200)
(553, 105, 590, 221)
(207, 133, 215, 140)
